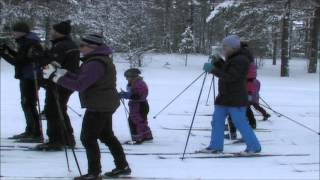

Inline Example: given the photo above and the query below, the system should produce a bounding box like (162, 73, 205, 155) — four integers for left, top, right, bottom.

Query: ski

(0, 147, 200, 156)
(158, 153, 310, 159)
(161, 126, 271, 132)
(168, 113, 263, 117)
(0, 176, 170, 180)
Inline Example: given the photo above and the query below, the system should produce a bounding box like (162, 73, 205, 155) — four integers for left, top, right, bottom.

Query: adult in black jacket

(35, 20, 80, 151)
(201, 35, 261, 154)
(0, 21, 43, 142)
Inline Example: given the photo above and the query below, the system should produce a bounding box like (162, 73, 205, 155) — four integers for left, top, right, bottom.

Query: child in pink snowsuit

(120, 68, 153, 144)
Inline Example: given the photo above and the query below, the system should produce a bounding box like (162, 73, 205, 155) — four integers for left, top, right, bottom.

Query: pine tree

(179, 26, 195, 66)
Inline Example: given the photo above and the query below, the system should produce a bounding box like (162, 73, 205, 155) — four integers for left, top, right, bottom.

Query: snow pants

(81, 110, 128, 175)
(209, 105, 261, 151)
(128, 101, 153, 142)
(44, 87, 74, 145)
(20, 79, 41, 137)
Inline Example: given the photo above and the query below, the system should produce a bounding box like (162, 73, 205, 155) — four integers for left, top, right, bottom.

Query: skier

(0, 21, 43, 142)
(247, 79, 270, 121)
(225, 42, 270, 140)
(201, 35, 261, 154)
(35, 20, 79, 151)
(43, 33, 131, 180)
(119, 68, 153, 144)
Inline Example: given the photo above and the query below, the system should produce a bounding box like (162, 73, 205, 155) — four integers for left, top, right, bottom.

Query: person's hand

(119, 91, 131, 99)
(203, 62, 214, 73)
(43, 64, 57, 79)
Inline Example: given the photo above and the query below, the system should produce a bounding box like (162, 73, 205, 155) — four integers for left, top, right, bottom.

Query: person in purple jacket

(43, 34, 130, 180)
(120, 68, 153, 145)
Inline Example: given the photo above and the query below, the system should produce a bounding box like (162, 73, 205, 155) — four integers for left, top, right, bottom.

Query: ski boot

(33, 142, 64, 151)
(103, 166, 131, 178)
(224, 133, 237, 140)
(196, 148, 223, 154)
(74, 174, 102, 180)
(262, 114, 271, 121)
(8, 132, 31, 140)
(123, 140, 143, 145)
(239, 148, 262, 156)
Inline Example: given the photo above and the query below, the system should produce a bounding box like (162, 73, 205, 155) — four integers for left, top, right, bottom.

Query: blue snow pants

(208, 105, 261, 152)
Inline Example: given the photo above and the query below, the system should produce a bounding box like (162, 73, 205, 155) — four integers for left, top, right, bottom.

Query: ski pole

(182, 72, 208, 160)
(213, 76, 216, 99)
(67, 105, 82, 117)
(153, 72, 206, 119)
(32, 62, 44, 143)
(205, 77, 213, 106)
(259, 96, 272, 109)
(120, 98, 134, 141)
(52, 86, 82, 175)
(259, 103, 320, 135)
(120, 98, 129, 118)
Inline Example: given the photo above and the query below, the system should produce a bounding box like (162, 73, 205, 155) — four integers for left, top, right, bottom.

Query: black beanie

(124, 68, 141, 78)
(53, 20, 72, 35)
(12, 21, 30, 33)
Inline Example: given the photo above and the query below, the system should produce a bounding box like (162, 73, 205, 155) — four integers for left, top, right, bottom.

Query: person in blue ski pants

(202, 35, 261, 154)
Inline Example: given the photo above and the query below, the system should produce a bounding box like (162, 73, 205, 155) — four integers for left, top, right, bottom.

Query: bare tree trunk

(44, 16, 51, 48)
(280, 0, 291, 77)
(272, 25, 278, 65)
(308, 6, 320, 73)
(185, 53, 188, 67)
(305, 19, 310, 58)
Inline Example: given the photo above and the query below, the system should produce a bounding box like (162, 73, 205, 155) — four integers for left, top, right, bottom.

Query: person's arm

(212, 57, 248, 82)
(56, 61, 105, 92)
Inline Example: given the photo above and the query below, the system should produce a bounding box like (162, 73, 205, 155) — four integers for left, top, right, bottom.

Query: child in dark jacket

(120, 68, 153, 145)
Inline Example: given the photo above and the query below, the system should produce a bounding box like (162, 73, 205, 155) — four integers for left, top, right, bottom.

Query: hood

(85, 45, 113, 57)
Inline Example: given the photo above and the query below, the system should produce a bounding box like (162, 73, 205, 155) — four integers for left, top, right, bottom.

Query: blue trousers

(208, 105, 261, 151)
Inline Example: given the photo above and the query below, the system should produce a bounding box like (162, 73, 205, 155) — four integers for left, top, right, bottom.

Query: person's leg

(247, 106, 256, 129)
(99, 112, 128, 169)
(44, 89, 60, 143)
(139, 101, 153, 140)
(19, 80, 33, 135)
(229, 107, 261, 152)
(252, 103, 269, 117)
(58, 90, 75, 146)
(80, 110, 104, 175)
(27, 80, 41, 137)
(128, 102, 144, 142)
(227, 116, 236, 134)
(208, 105, 228, 150)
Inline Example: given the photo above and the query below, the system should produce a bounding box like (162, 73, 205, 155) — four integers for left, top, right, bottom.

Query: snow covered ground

(1, 54, 319, 180)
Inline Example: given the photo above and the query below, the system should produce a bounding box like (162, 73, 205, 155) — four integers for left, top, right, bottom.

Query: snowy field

(1, 54, 319, 180)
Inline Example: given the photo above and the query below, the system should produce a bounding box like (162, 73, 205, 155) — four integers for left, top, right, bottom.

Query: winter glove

(43, 64, 57, 79)
(119, 91, 131, 99)
(43, 62, 67, 83)
(203, 62, 214, 73)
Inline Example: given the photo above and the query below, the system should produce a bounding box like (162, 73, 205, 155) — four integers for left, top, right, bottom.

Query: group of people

(0, 20, 270, 180)
(0, 20, 153, 180)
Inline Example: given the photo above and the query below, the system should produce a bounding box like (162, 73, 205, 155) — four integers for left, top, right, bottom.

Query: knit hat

(53, 20, 72, 35)
(222, 35, 241, 49)
(12, 21, 30, 33)
(124, 68, 141, 78)
(81, 34, 104, 46)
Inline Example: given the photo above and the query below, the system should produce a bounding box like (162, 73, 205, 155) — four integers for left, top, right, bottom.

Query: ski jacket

(58, 45, 120, 112)
(1, 32, 43, 80)
(127, 77, 149, 102)
(211, 49, 249, 107)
